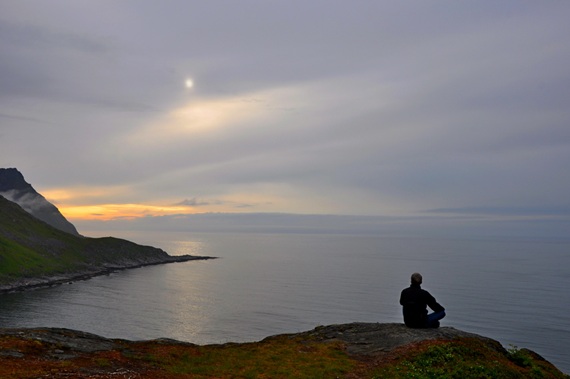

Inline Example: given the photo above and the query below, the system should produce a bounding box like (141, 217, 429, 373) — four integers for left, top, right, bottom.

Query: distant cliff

(0, 172, 213, 292)
(0, 168, 80, 236)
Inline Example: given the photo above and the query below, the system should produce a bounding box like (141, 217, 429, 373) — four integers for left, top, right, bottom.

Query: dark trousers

(426, 310, 446, 328)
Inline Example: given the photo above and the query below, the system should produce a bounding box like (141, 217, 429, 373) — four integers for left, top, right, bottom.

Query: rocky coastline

(0, 254, 215, 294)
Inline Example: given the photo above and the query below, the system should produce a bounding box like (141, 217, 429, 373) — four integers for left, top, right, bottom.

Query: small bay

(0, 231, 568, 373)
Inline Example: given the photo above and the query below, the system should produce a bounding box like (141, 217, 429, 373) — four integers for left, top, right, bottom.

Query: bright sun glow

(185, 78, 194, 88)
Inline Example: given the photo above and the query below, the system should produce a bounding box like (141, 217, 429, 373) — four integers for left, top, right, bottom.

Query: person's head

(411, 272, 423, 285)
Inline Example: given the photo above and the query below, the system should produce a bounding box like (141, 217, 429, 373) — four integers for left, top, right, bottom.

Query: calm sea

(0, 231, 568, 373)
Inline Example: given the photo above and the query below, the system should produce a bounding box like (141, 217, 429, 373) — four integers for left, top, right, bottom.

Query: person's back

(399, 273, 445, 328)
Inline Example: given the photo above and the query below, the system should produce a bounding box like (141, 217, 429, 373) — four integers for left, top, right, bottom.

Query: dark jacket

(399, 283, 445, 328)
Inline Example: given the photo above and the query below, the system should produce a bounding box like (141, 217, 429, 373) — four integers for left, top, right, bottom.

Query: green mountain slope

(0, 195, 200, 291)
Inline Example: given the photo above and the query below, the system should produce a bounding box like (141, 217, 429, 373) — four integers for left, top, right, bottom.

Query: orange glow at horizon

(40, 187, 204, 221)
(42, 183, 290, 222)
(58, 203, 198, 221)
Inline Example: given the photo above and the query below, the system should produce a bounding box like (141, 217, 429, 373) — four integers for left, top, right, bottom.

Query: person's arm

(425, 291, 445, 312)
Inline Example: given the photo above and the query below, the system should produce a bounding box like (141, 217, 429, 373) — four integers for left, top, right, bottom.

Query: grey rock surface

(301, 322, 507, 356)
(0, 323, 507, 359)
(0, 327, 119, 360)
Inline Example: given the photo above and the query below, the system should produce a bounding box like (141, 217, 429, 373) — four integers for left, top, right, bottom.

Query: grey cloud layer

(1, 1, 569, 225)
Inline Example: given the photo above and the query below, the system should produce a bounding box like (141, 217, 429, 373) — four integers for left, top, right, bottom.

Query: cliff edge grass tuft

(372, 338, 568, 379)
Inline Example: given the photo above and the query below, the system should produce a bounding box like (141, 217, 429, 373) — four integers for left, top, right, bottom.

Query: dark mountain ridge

(0, 168, 80, 236)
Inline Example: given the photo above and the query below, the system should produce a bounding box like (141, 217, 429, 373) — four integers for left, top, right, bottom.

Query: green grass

(0, 237, 59, 276)
(372, 339, 568, 379)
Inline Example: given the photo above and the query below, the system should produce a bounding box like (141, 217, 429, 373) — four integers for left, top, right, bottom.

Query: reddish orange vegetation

(0, 337, 162, 378)
(0, 334, 356, 379)
(0, 333, 566, 378)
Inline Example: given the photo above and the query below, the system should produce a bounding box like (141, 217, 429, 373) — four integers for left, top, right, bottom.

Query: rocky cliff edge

(0, 323, 566, 378)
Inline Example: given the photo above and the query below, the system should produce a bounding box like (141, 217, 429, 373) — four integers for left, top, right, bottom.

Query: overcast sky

(1, 1, 569, 234)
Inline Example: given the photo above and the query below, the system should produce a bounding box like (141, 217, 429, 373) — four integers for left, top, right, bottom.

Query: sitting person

(399, 272, 446, 328)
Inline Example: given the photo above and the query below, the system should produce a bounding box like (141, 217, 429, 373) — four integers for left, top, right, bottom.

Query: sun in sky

(185, 78, 194, 89)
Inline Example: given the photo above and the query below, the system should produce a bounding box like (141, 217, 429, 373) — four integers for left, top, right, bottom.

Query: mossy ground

(0, 333, 566, 378)
(370, 338, 568, 379)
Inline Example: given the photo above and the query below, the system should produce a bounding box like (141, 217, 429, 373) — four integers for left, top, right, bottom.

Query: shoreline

(0, 254, 216, 294)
